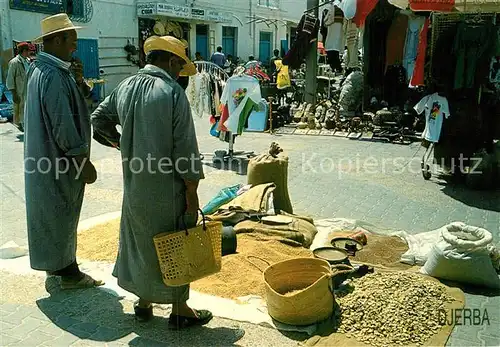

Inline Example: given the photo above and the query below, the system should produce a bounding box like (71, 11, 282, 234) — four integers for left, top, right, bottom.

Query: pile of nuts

(336, 272, 455, 346)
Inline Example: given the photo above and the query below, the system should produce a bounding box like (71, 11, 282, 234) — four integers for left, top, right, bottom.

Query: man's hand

(12, 91, 20, 104)
(70, 57, 85, 85)
(81, 160, 97, 184)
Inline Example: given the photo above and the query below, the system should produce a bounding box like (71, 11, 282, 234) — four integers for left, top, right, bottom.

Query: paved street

(1, 118, 499, 346)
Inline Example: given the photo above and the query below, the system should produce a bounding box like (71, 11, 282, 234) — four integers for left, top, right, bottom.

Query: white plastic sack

(421, 222, 500, 289)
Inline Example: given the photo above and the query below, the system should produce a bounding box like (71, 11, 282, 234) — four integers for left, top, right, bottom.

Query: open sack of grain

(302, 270, 465, 347)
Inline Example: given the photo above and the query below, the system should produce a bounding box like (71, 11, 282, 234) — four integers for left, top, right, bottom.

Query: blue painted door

(75, 39, 99, 78)
(222, 26, 236, 57)
(74, 38, 100, 100)
(259, 32, 272, 65)
(196, 25, 209, 60)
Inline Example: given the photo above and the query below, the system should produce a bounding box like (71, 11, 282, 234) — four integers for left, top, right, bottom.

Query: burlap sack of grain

(234, 213, 317, 248)
(247, 142, 293, 214)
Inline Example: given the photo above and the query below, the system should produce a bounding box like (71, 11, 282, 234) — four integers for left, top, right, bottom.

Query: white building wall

(1, 0, 305, 94)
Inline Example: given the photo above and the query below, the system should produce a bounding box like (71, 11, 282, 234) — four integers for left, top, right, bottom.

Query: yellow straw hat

(144, 35, 196, 77)
(34, 13, 82, 43)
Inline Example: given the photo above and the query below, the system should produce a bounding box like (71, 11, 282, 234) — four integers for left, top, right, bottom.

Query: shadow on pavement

(438, 182, 500, 213)
(202, 157, 249, 176)
(36, 277, 245, 346)
(16, 134, 23, 142)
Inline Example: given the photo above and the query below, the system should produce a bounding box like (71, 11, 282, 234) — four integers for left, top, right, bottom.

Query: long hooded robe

(91, 64, 204, 303)
(24, 52, 91, 271)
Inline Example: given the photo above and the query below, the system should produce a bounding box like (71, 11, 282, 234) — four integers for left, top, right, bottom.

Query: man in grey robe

(91, 36, 211, 329)
(24, 14, 103, 289)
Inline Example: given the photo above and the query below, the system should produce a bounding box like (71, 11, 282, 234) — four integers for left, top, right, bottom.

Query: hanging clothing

(219, 75, 261, 135)
(320, 9, 329, 43)
(337, 0, 357, 19)
(384, 65, 407, 107)
(353, 0, 379, 27)
(453, 20, 496, 90)
(385, 12, 409, 71)
(324, 5, 344, 52)
(327, 50, 342, 72)
(403, 15, 425, 82)
(345, 19, 360, 68)
(409, 0, 455, 12)
(409, 17, 430, 88)
(91, 64, 203, 304)
(363, 5, 394, 88)
(414, 93, 451, 143)
(283, 14, 320, 69)
(24, 52, 91, 272)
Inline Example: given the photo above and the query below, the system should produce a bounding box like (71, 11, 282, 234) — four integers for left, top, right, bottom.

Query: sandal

(168, 309, 213, 329)
(60, 273, 104, 290)
(134, 301, 153, 322)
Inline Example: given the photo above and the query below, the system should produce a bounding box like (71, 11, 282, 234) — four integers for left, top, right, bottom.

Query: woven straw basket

(263, 257, 335, 326)
(153, 215, 222, 287)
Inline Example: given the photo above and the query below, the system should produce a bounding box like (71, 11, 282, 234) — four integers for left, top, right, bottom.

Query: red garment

(410, 17, 430, 87)
(385, 13, 409, 71)
(218, 104, 229, 131)
(353, 0, 378, 28)
(409, 0, 454, 12)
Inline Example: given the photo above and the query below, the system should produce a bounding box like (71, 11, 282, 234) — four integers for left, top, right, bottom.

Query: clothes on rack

(409, 17, 430, 88)
(403, 15, 425, 82)
(345, 19, 360, 68)
(453, 20, 497, 90)
(324, 5, 344, 52)
(186, 65, 226, 118)
(283, 13, 320, 69)
(219, 75, 262, 135)
(414, 93, 451, 143)
(385, 12, 409, 71)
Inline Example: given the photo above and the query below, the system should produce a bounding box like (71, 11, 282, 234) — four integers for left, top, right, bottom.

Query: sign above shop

(10, 0, 64, 15)
(137, 2, 157, 15)
(136, 2, 232, 23)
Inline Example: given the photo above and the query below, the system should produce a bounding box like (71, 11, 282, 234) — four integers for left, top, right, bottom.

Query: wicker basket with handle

(248, 256, 346, 326)
(153, 210, 222, 287)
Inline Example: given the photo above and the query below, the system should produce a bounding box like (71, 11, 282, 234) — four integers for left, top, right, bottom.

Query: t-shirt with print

(414, 93, 451, 143)
(220, 75, 261, 134)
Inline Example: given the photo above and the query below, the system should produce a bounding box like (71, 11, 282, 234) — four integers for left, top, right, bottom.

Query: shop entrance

(259, 31, 272, 65)
(196, 24, 209, 61)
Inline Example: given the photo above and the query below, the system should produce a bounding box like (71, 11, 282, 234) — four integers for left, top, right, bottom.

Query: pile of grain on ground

(77, 218, 120, 262)
(191, 234, 313, 299)
(77, 221, 312, 299)
(337, 272, 454, 346)
(329, 231, 409, 267)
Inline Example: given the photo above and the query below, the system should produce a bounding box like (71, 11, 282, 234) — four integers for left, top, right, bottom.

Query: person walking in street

(269, 49, 281, 82)
(91, 36, 211, 329)
(210, 46, 226, 68)
(6, 42, 30, 131)
(24, 13, 102, 289)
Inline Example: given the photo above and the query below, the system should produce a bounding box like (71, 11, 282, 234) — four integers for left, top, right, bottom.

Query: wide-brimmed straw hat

(144, 35, 197, 77)
(34, 13, 82, 43)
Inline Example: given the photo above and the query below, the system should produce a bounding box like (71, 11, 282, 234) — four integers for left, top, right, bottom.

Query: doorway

(259, 31, 272, 65)
(222, 26, 237, 58)
(196, 24, 209, 60)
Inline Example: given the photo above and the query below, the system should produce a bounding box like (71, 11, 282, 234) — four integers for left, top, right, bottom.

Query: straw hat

(144, 35, 196, 77)
(34, 13, 82, 42)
